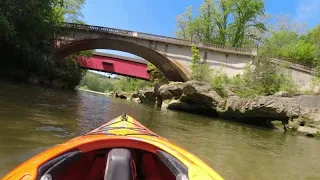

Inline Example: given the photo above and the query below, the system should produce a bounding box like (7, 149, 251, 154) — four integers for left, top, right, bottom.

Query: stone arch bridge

(53, 23, 256, 82)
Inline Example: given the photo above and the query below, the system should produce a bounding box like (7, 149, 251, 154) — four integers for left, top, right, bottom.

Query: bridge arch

(53, 38, 189, 82)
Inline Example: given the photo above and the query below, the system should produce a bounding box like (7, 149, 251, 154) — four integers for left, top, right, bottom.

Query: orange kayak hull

(2, 115, 224, 180)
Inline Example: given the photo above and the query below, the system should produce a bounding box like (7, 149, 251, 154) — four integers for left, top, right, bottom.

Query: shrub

(113, 77, 152, 92)
(231, 56, 296, 97)
(80, 72, 115, 92)
(260, 30, 316, 67)
(147, 63, 168, 83)
(190, 45, 212, 82)
(81, 85, 88, 90)
(211, 70, 229, 97)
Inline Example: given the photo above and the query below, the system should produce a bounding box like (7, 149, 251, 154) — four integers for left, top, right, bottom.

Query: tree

(176, 0, 266, 48)
(113, 77, 152, 92)
(258, 15, 320, 67)
(176, 6, 195, 41)
(260, 30, 314, 65)
(190, 45, 212, 82)
(52, 0, 86, 23)
(271, 14, 308, 35)
(229, 0, 266, 47)
(308, 25, 320, 62)
(80, 72, 116, 92)
(0, 0, 57, 67)
(0, 0, 87, 87)
(0, 12, 14, 40)
(147, 63, 167, 83)
(232, 56, 296, 97)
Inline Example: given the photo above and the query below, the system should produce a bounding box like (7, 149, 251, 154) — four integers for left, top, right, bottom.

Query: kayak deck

(2, 114, 224, 180)
(89, 114, 159, 137)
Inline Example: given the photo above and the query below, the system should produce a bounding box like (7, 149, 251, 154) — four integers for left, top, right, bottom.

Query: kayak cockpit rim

(35, 138, 190, 180)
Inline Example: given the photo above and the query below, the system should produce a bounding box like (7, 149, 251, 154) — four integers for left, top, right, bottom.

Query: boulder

(185, 81, 212, 93)
(294, 95, 320, 122)
(132, 97, 142, 103)
(115, 91, 128, 99)
(167, 99, 218, 116)
(131, 92, 139, 98)
(154, 82, 168, 95)
(296, 125, 320, 137)
(138, 87, 156, 105)
(156, 81, 320, 132)
(274, 91, 292, 97)
(313, 85, 320, 95)
(105, 91, 115, 97)
(158, 82, 313, 123)
(28, 76, 39, 84)
(158, 82, 185, 100)
(181, 81, 222, 108)
(218, 95, 300, 121)
(52, 79, 69, 89)
(158, 81, 222, 116)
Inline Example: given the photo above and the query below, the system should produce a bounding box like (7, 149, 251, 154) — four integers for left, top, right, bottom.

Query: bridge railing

(61, 23, 254, 55)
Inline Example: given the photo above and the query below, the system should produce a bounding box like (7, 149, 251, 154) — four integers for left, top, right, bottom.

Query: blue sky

(82, 0, 320, 75)
(82, 0, 320, 56)
(82, 0, 320, 37)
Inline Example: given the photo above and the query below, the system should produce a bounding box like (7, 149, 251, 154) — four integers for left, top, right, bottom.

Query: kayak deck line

(88, 113, 161, 138)
(2, 113, 224, 180)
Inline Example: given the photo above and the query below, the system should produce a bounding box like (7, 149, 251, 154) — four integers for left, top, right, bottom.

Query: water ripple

(1, 81, 320, 180)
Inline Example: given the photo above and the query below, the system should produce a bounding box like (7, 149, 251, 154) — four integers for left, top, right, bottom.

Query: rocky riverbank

(0, 67, 78, 90)
(104, 81, 320, 137)
(106, 81, 320, 137)
(28, 75, 72, 89)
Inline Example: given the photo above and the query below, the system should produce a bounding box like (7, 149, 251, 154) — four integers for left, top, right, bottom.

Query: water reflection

(0, 81, 320, 179)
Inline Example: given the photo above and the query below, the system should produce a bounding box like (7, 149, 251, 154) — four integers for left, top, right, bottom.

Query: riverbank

(78, 88, 107, 95)
(0, 68, 78, 90)
(2, 80, 320, 180)
(102, 81, 320, 138)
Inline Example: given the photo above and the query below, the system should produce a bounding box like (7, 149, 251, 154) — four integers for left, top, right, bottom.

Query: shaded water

(0, 81, 320, 180)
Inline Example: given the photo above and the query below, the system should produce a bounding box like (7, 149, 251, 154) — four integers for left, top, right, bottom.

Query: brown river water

(0, 81, 320, 180)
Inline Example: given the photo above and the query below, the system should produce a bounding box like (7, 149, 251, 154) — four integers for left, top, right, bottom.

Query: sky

(82, 0, 320, 36)
(81, 0, 320, 75)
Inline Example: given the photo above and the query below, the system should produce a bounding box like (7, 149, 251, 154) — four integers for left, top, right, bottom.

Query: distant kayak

(2, 114, 224, 180)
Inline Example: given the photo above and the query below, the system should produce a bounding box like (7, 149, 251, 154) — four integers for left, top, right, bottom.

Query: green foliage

(177, 1, 319, 72)
(260, 30, 315, 66)
(80, 72, 115, 92)
(0, 12, 14, 40)
(190, 46, 212, 82)
(0, 0, 87, 86)
(54, 52, 89, 87)
(80, 72, 153, 93)
(258, 18, 319, 68)
(81, 85, 88, 90)
(211, 70, 229, 97)
(232, 56, 296, 97)
(316, 65, 320, 78)
(308, 25, 320, 61)
(176, 0, 266, 48)
(113, 77, 152, 92)
(52, 0, 86, 23)
(311, 65, 320, 90)
(82, 62, 166, 93)
(189, 45, 296, 98)
(190, 45, 201, 71)
(147, 63, 168, 83)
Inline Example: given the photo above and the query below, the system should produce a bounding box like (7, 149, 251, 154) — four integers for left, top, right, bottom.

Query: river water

(0, 81, 320, 180)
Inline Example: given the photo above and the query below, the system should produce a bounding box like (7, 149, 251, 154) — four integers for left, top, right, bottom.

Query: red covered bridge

(77, 52, 149, 80)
